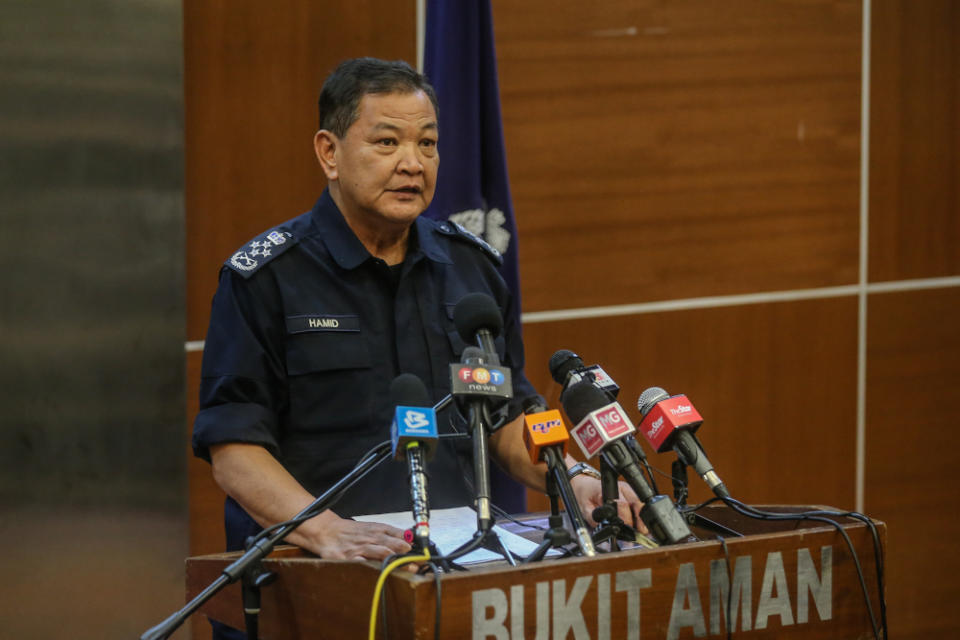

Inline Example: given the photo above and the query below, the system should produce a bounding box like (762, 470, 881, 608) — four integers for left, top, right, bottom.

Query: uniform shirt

(193, 189, 537, 549)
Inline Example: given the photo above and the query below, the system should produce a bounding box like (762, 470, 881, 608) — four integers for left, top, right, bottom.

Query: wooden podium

(186, 505, 885, 639)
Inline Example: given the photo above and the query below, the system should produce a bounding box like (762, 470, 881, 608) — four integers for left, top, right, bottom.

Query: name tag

(286, 314, 360, 334)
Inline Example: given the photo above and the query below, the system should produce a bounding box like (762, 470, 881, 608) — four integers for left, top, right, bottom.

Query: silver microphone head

(637, 386, 670, 416)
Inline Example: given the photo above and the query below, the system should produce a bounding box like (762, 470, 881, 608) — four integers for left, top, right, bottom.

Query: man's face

(328, 90, 439, 230)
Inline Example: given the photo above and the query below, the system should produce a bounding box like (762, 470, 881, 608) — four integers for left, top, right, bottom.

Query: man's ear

(314, 130, 338, 180)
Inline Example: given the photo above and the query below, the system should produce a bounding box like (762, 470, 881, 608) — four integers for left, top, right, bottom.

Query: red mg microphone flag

(569, 402, 636, 459)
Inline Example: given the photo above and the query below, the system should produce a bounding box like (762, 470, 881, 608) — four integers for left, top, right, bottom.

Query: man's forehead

(354, 91, 438, 127)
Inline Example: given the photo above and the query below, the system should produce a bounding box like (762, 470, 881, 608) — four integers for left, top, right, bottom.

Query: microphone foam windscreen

(637, 386, 670, 416)
(453, 292, 503, 342)
(522, 394, 549, 415)
(561, 379, 609, 424)
(548, 349, 583, 384)
(389, 373, 431, 408)
(460, 345, 486, 363)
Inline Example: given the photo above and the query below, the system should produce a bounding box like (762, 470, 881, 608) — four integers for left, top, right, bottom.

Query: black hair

(317, 57, 439, 137)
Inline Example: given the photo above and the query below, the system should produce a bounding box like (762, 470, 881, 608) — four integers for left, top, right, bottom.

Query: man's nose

(397, 143, 424, 173)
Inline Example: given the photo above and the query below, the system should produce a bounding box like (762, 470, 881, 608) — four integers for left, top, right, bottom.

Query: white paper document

(355, 506, 557, 565)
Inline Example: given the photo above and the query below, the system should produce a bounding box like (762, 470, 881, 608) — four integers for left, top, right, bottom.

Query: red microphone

(637, 387, 730, 499)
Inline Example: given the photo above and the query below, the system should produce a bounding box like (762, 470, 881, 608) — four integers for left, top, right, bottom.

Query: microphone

(563, 380, 695, 545)
(453, 292, 503, 365)
(522, 398, 596, 557)
(389, 373, 439, 548)
(637, 387, 730, 499)
(451, 295, 513, 533)
(549, 349, 621, 400)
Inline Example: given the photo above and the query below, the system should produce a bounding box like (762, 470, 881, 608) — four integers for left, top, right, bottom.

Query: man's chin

(380, 202, 428, 225)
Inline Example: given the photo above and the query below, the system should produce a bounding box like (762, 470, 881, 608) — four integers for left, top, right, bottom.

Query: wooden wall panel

(494, 0, 862, 312)
(183, 5, 415, 632)
(869, 0, 960, 282)
(184, 0, 417, 339)
(865, 288, 960, 639)
(523, 296, 860, 512)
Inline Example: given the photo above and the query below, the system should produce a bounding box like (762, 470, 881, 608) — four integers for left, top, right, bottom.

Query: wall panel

(184, 1, 417, 339)
(869, 0, 960, 282)
(494, 0, 862, 311)
(523, 296, 859, 513)
(865, 287, 960, 639)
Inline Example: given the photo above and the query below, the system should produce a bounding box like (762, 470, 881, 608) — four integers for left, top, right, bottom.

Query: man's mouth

(391, 186, 422, 194)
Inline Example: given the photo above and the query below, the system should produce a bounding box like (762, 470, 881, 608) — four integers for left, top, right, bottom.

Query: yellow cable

(368, 549, 431, 640)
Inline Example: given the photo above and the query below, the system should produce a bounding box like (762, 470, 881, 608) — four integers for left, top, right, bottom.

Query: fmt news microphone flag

(424, 0, 526, 513)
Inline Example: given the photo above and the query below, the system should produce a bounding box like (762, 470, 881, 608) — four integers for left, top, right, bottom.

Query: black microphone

(549, 349, 621, 400)
(453, 292, 503, 365)
(389, 374, 439, 549)
(451, 295, 513, 533)
(563, 380, 695, 545)
(637, 387, 730, 499)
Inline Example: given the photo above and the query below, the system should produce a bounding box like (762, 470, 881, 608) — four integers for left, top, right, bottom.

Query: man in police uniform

(193, 60, 640, 624)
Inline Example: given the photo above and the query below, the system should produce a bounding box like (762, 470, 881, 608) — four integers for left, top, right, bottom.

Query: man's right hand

(210, 442, 411, 562)
(293, 511, 411, 561)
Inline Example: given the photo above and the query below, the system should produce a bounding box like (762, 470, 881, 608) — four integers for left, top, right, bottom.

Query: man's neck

(329, 188, 411, 265)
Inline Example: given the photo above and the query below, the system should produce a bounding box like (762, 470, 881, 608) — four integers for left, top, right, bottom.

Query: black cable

(680, 495, 887, 637)
(714, 498, 885, 640)
(639, 456, 660, 495)
(715, 535, 733, 640)
(378, 553, 401, 640)
(491, 503, 550, 532)
(427, 560, 442, 640)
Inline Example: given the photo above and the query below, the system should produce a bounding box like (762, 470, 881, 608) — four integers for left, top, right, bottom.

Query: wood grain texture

(523, 296, 860, 513)
(183, 0, 416, 339)
(187, 510, 885, 639)
(865, 287, 960, 639)
(869, 0, 960, 282)
(493, 0, 862, 311)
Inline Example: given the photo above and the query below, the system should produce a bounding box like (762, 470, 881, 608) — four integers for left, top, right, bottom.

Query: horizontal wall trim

(523, 276, 960, 324)
(184, 275, 960, 352)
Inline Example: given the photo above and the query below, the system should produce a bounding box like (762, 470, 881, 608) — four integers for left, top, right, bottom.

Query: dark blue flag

(424, 0, 527, 513)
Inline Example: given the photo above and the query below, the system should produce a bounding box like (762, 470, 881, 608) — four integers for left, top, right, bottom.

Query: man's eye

(421, 139, 437, 148)
(378, 138, 397, 146)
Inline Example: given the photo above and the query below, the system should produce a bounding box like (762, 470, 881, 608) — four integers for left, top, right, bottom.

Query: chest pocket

(285, 330, 372, 375)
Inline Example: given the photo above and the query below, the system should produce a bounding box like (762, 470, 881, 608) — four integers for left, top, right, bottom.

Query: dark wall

(0, 0, 187, 637)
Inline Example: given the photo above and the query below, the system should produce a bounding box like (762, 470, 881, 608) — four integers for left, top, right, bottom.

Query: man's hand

(294, 511, 411, 561)
(210, 443, 412, 561)
(569, 474, 650, 535)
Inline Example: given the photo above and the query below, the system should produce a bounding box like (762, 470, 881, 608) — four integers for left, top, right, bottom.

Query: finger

(363, 530, 411, 556)
(631, 504, 650, 535)
(616, 500, 634, 527)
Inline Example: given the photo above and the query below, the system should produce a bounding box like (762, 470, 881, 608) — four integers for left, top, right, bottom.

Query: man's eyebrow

(372, 121, 438, 132)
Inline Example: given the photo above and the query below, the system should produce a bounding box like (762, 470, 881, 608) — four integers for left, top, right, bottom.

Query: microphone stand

(140, 441, 394, 640)
(672, 459, 743, 538)
(524, 451, 572, 562)
(590, 456, 638, 551)
(444, 399, 518, 566)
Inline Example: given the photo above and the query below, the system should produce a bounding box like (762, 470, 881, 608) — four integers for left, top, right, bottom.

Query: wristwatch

(567, 461, 601, 481)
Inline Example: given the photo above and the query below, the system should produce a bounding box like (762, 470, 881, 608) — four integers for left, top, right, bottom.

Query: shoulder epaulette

(225, 227, 299, 278)
(434, 220, 503, 265)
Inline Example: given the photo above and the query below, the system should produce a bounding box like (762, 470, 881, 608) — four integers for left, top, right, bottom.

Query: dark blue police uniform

(193, 189, 537, 552)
